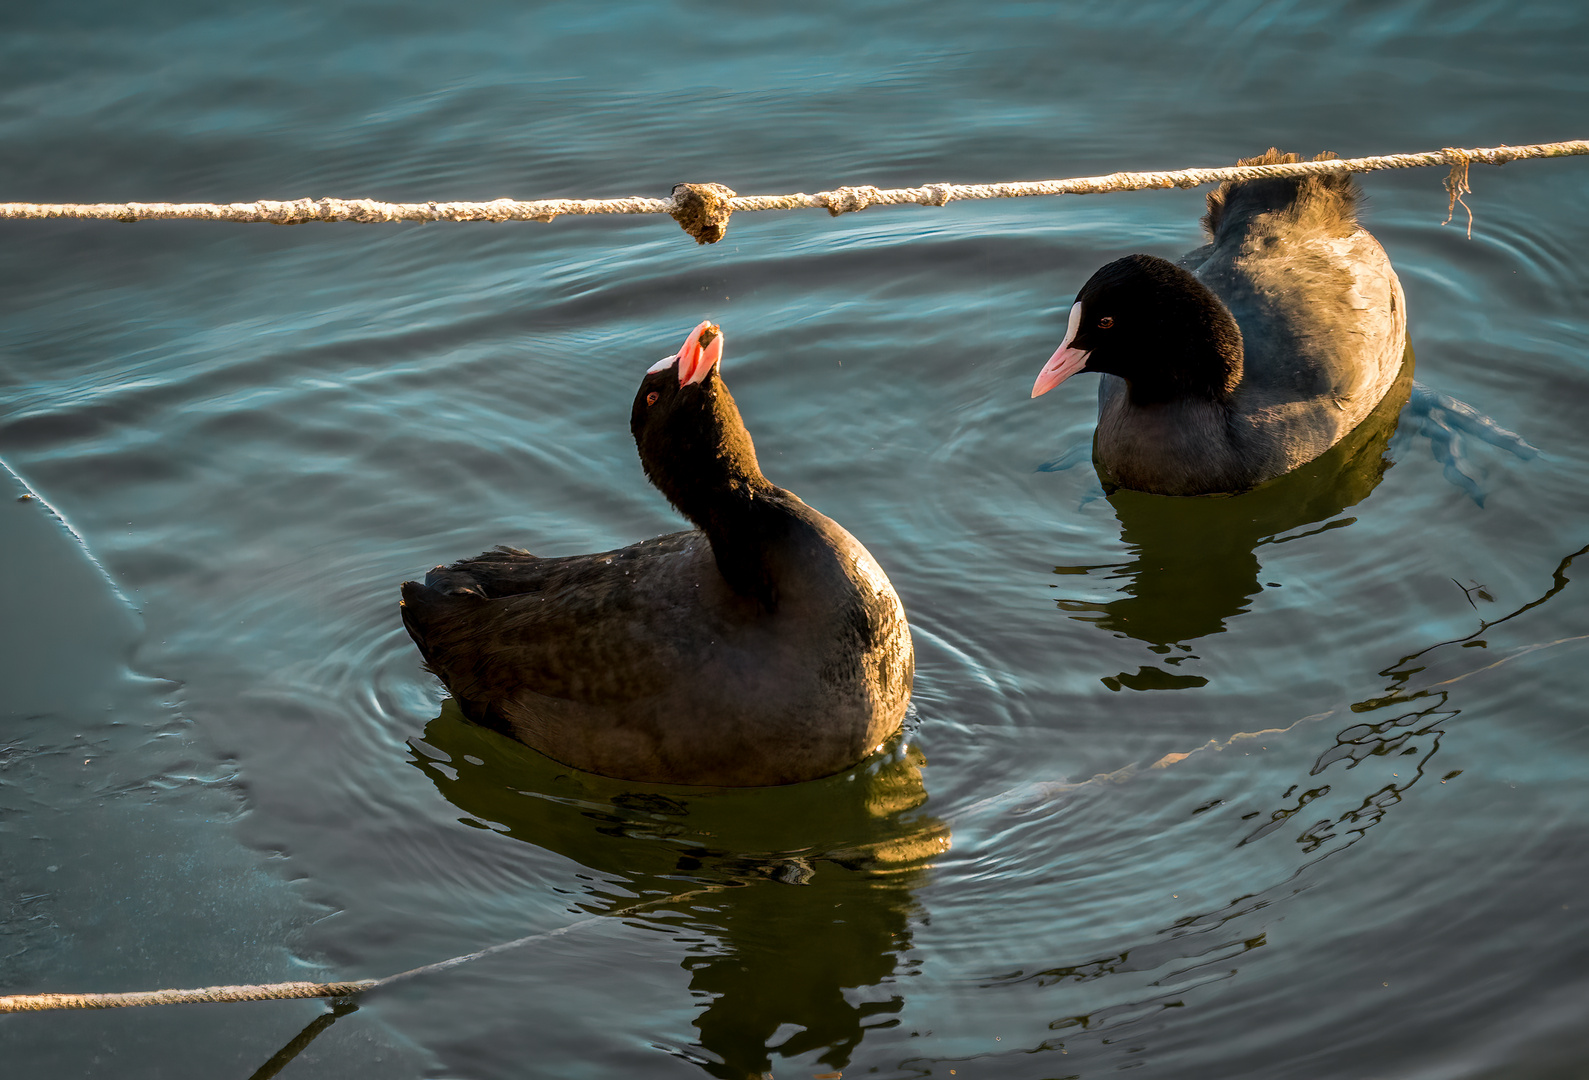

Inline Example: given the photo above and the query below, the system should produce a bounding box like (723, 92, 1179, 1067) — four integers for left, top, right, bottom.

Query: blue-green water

(3, 3, 1588, 1077)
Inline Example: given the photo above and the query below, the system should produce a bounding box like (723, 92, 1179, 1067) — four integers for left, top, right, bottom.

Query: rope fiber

(0, 140, 1582, 243)
(0, 981, 380, 1013)
(0, 884, 733, 1014)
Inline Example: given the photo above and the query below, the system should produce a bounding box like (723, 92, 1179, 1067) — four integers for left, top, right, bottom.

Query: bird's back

(1191, 150, 1407, 473)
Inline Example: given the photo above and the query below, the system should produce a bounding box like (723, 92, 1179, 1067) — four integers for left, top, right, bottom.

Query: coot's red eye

(646, 391, 659, 406)
(1097, 316, 1115, 329)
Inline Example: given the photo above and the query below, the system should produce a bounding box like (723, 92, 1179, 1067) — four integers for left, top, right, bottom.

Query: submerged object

(1032, 149, 1407, 495)
(401, 322, 914, 786)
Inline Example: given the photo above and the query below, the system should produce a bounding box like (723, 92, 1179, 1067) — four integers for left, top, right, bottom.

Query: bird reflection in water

(1049, 348, 1416, 681)
(410, 705, 950, 1079)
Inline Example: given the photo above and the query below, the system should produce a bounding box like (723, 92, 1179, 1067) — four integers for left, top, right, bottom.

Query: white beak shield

(1031, 302, 1090, 398)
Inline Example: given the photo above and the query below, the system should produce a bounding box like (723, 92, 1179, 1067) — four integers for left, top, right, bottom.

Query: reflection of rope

(0, 884, 734, 1014)
(968, 543, 1589, 821)
(1, 140, 1583, 243)
(1378, 542, 1589, 684)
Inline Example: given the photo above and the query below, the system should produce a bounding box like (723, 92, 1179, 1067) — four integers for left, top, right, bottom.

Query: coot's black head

(1031, 254, 1243, 406)
(631, 321, 766, 519)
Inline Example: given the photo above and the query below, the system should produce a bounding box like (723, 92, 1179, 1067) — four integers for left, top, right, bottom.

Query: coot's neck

(1096, 383, 1249, 495)
(694, 480, 800, 610)
(1123, 338, 1243, 409)
(640, 381, 793, 609)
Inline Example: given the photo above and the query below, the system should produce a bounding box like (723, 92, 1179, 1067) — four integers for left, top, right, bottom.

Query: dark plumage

(1032, 149, 1407, 495)
(400, 322, 914, 787)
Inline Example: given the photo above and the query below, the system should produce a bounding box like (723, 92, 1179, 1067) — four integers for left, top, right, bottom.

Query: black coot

(1032, 150, 1407, 495)
(401, 322, 914, 787)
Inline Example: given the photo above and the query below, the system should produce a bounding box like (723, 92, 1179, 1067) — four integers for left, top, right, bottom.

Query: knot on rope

(923, 183, 954, 206)
(823, 185, 882, 216)
(669, 183, 736, 244)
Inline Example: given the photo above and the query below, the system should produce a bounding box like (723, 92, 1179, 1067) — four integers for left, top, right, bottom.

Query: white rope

(0, 980, 380, 1012)
(0, 884, 731, 1013)
(0, 141, 1582, 235)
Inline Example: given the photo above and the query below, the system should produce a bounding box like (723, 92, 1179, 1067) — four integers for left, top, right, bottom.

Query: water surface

(3, 3, 1588, 1077)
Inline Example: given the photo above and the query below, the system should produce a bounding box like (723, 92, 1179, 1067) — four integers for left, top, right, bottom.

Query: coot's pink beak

(679, 323, 724, 386)
(648, 321, 725, 386)
(1031, 302, 1089, 398)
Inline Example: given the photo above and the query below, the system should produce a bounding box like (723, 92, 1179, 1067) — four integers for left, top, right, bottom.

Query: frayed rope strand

(0, 884, 734, 1014)
(0, 140, 1583, 243)
(1443, 150, 1475, 238)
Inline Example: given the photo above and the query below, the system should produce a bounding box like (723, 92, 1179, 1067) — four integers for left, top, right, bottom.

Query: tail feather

(1203, 149, 1359, 242)
(400, 579, 485, 662)
(400, 580, 511, 733)
(399, 579, 439, 658)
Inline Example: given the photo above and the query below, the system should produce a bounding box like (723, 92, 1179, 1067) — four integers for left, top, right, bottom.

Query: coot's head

(1031, 254, 1243, 405)
(632, 321, 764, 512)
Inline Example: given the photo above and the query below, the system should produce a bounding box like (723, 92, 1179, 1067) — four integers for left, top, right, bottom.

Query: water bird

(1031, 150, 1407, 495)
(400, 322, 914, 786)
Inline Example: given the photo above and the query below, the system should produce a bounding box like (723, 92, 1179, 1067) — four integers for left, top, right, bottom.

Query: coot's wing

(1209, 229, 1405, 410)
(421, 545, 555, 598)
(402, 531, 710, 708)
(1178, 242, 1215, 272)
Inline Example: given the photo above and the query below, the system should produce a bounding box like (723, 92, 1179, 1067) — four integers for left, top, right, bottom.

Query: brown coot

(1031, 150, 1407, 495)
(400, 322, 914, 786)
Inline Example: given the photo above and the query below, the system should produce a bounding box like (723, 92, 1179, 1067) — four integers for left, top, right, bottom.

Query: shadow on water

(1051, 349, 1415, 681)
(244, 1001, 361, 1080)
(408, 705, 950, 1080)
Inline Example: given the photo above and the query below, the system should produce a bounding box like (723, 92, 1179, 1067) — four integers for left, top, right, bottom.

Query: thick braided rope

(730, 140, 1587, 213)
(0, 981, 379, 1012)
(0, 884, 731, 1014)
(0, 140, 1582, 225)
